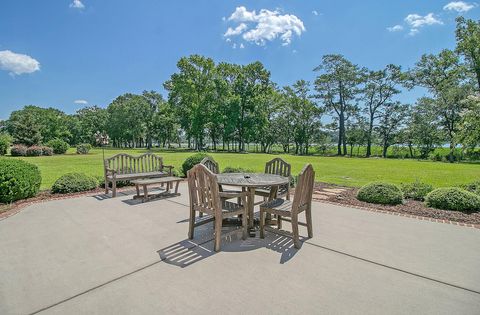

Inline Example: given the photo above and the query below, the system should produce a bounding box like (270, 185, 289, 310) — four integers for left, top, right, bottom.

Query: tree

(410, 49, 472, 162)
(314, 55, 362, 155)
(361, 64, 403, 157)
(142, 90, 165, 149)
(75, 106, 108, 145)
(376, 102, 409, 158)
(456, 17, 480, 92)
(458, 94, 480, 150)
(345, 116, 368, 156)
(6, 110, 42, 145)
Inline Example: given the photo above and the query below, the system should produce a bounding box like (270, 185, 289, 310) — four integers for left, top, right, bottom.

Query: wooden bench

(131, 177, 182, 202)
(104, 153, 174, 197)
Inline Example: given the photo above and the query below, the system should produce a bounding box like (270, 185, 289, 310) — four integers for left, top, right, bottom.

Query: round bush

(181, 153, 211, 176)
(357, 182, 403, 205)
(26, 146, 43, 156)
(400, 181, 433, 201)
(222, 166, 254, 173)
(0, 159, 41, 203)
(46, 139, 69, 154)
(76, 143, 92, 154)
(10, 144, 27, 156)
(0, 134, 11, 156)
(461, 180, 480, 196)
(425, 187, 480, 212)
(41, 146, 53, 156)
(51, 173, 98, 194)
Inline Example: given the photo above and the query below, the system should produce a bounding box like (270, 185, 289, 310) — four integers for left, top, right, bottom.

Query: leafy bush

(461, 180, 480, 196)
(400, 180, 433, 201)
(76, 143, 92, 154)
(94, 175, 133, 189)
(222, 166, 255, 173)
(0, 134, 11, 156)
(47, 138, 69, 154)
(357, 182, 403, 205)
(425, 187, 480, 212)
(41, 146, 54, 156)
(0, 159, 42, 203)
(26, 146, 43, 156)
(10, 144, 27, 156)
(181, 153, 211, 176)
(51, 173, 98, 194)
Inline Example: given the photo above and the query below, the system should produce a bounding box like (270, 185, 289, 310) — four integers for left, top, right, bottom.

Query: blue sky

(1, 0, 479, 118)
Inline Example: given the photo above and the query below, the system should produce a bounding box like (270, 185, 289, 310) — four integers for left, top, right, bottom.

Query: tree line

(2, 17, 480, 162)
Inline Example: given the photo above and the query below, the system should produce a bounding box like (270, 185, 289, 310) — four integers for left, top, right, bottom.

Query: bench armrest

(163, 165, 174, 175)
(105, 168, 117, 176)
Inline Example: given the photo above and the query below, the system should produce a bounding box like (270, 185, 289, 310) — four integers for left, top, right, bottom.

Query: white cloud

(74, 99, 88, 105)
(408, 28, 420, 36)
(224, 6, 305, 46)
(387, 25, 404, 32)
(312, 10, 319, 16)
(0, 50, 40, 75)
(443, 1, 475, 12)
(70, 0, 85, 9)
(404, 13, 442, 28)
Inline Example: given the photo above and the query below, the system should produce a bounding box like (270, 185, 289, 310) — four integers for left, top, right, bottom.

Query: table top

(216, 173, 289, 188)
(131, 176, 182, 185)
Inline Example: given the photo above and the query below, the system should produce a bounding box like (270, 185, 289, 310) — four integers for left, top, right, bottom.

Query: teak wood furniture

(131, 177, 182, 202)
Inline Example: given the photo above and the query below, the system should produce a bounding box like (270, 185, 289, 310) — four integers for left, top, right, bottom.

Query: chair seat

(107, 171, 168, 180)
(260, 198, 294, 216)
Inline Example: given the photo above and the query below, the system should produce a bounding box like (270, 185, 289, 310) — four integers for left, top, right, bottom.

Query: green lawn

(8, 148, 480, 190)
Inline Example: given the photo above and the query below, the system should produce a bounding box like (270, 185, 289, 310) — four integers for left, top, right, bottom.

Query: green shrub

(41, 146, 53, 156)
(10, 144, 27, 156)
(0, 159, 42, 203)
(0, 134, 11, 156)
(26, 146, 43, 156)
(400, 180, 433, 201)
(47, 138, 69, 154)
(425, 187, 480, 212)
(357, 182, 403, 205)
(461, 180, 480, 196)
(222, 166, 255, 173)
(51, 173, 98, 194)
(94, 175, 133, 189)
(181, 153, 211, 176)
(76, 143, 92, 154)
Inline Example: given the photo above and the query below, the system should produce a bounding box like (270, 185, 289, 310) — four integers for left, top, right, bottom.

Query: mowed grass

(9, 148, 480, 190)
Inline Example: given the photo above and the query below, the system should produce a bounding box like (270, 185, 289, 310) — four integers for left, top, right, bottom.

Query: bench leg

(135, 184, 140, 197)
(112, 180, 117, 197)
(142, 184, 148, 202)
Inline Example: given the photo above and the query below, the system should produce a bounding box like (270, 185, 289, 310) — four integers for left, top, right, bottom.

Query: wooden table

(131, 177, 182, 202)
(216, 173, 289, 228)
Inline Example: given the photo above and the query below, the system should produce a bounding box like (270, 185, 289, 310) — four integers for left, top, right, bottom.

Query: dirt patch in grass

(311, 182, 480, 225)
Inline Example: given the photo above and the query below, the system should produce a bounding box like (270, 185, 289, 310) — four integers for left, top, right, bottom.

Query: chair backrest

(104, 153, 164, 175)
(292, 164, 315, 214)
(200, 157, 219, 174)
(187, 164, 221, 216)
(265, 158, 291, 177)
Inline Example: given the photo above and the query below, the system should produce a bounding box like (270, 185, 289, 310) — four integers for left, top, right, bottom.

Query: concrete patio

(0, 183, 479, 315)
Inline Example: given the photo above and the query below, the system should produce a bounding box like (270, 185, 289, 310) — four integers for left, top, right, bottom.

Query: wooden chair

(259, 164, 315, 249)
(187, 164, 249, 252)
(255, 158, 291, 201)
(200, 157, 219, 174)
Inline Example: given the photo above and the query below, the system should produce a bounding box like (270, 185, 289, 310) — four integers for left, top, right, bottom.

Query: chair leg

(104, 179, 108, 194)
(306, 206, 313, 238)
(277, 215, 282, 229)
(291, 214, 301, 249)
(214, 214, 222, 252)
(286, 187, 291, 200)
(259, 209, 265, 239)
(112, 181, 117, 197)
(242, 210, 248, 240)
(188, 206, 195, 239)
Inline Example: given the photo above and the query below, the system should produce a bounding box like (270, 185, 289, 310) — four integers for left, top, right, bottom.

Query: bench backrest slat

(104, 153, 164, 175)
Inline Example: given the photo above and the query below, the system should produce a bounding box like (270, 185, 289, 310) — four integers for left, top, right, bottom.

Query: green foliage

(76, 143, 92, 154)
(425, 187, 480, 212)
(461, 180, 480, 195)
(222, 166, 255, 173)
(51, 173, 98, 194)
(10, 145, 27, 156)
(26, 146, 43, 157)
(357, 182, 403, 205)
(400, 180, 433, 201)
(0, 134, 11, 155)
(181, 153, 211, 176)
(47, 138, 69, 154)
(0, 159, 41, 203)
(41, 146, 54, 156)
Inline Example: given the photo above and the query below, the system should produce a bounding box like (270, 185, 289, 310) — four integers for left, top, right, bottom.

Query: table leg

(247, 187, 255, 229)
(142, 184, 148, 203)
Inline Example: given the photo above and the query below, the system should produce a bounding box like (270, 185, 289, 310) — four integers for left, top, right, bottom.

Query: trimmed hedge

(357, 182, 403, 205)
(26, 146, 43, 156)
(47, 138, 69, 154)
(0, 134, 11, 156)
(181, 153, 211, 176)
(425, 187, 480, 212)
(11, 144, 27, 156)
(400, 181, 433, 201)
(0, 159, 42, 203)
(51, 173, 98, 194)
(76, 143, 92, 154)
